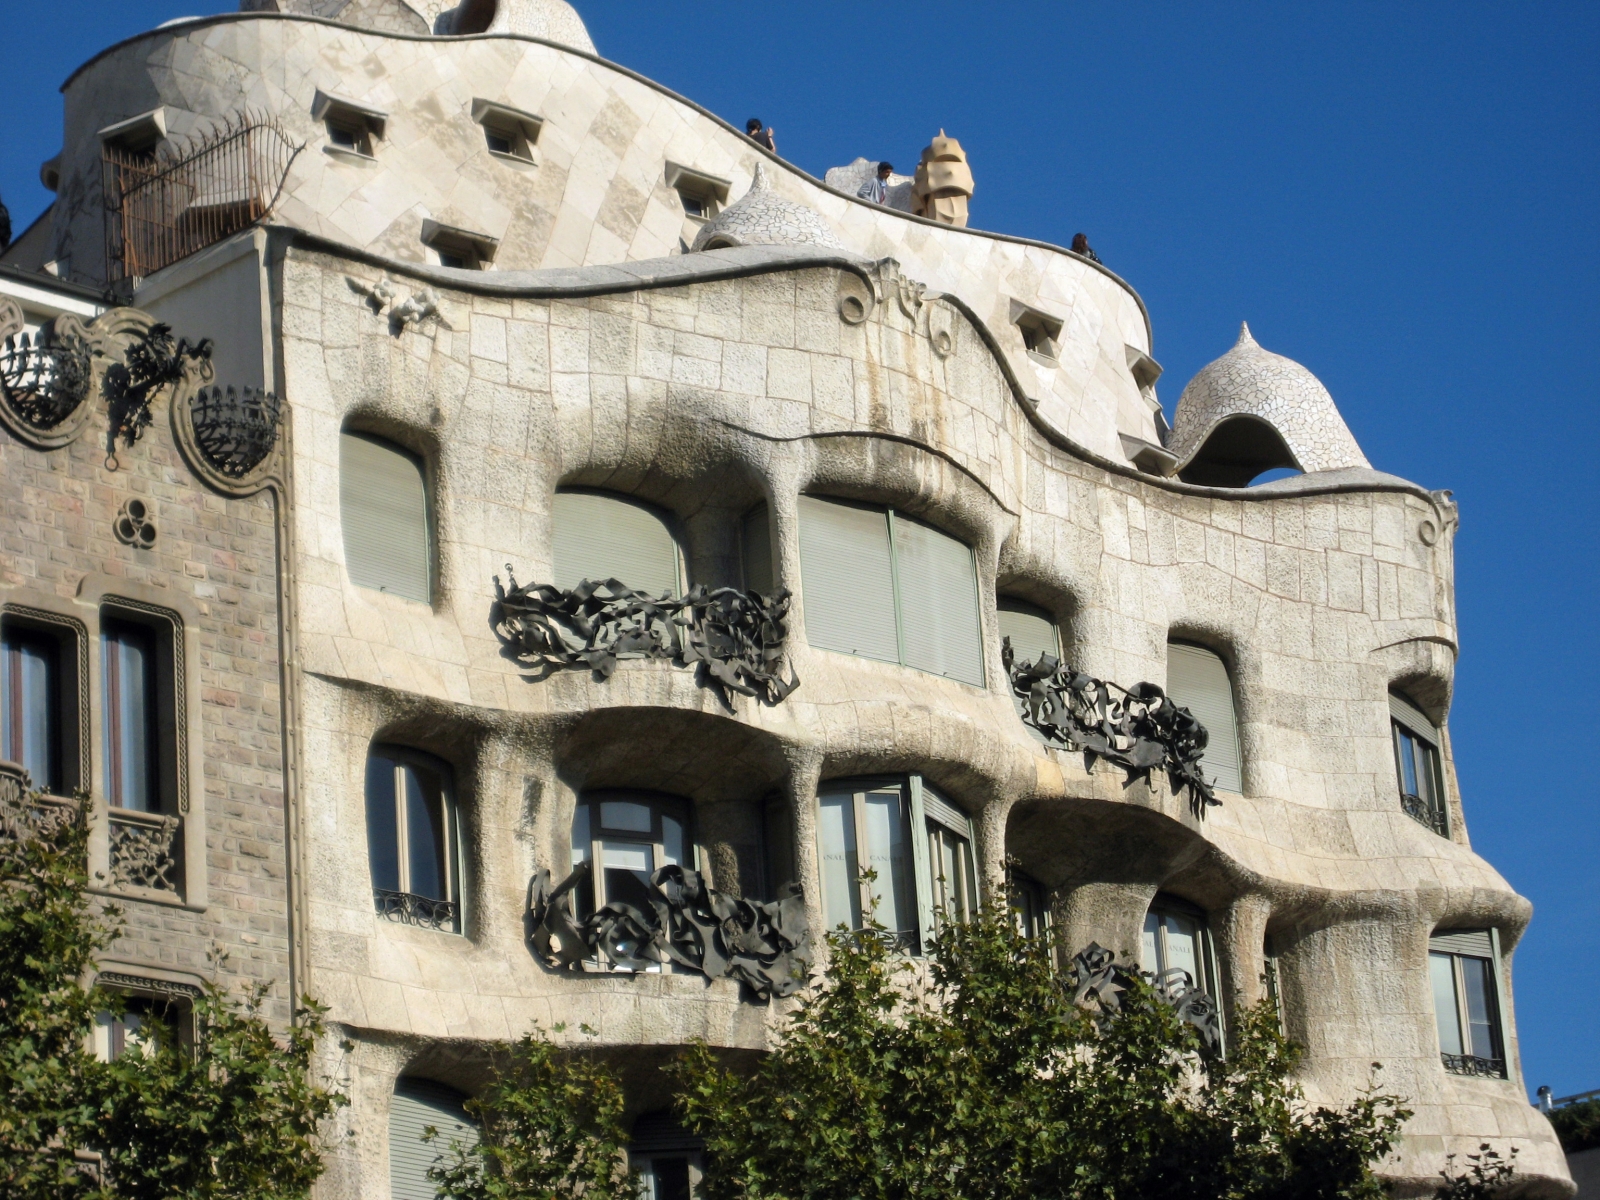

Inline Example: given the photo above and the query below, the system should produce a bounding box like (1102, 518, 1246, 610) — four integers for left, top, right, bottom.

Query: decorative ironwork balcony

(529, 861, 809, 1000)
(1003, 640, 1219, 818)
(1441, 1053, 1506, 1079)
(374, 888, 460, 932)
(1402, 790, 1449, 837)
(492, 570, 799, 706)
(1067, 942, 1224, 1053)
(189, 384, 281, 478)
(0, 329, 92, 431)
(107, 809, 181, 893)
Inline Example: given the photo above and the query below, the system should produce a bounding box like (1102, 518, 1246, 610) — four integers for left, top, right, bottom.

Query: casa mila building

(0, 0, 1569, 1194)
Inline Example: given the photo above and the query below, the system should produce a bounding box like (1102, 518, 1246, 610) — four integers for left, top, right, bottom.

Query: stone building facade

(0, 0, 1570, 1195)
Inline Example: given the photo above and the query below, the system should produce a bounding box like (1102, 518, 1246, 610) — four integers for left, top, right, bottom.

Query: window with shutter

(388, 1077, 478, 1200)
(366, 746, 462, 933)
(568, 790, 693, 968)
(551, 490, 682, 597)
(797, 496, 984, 685)
(1165, 643, 1242, 793)
(1391, 692, 1447, 836)
(340, 432, 431, 603)
(997, 598, 1061, 736)
(1428, 929, 1505, 1077)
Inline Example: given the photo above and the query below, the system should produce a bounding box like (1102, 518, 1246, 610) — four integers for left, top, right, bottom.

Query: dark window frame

(366, 744, 463, 934)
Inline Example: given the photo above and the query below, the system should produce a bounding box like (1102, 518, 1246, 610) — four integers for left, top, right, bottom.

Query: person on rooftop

(746, 118, 776, 153)
(1071, 232, 1102, 264)
(857, 162, 894, 204)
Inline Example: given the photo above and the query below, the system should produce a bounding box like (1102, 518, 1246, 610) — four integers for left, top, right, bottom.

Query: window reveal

(1429, 929, 1505, 1077)
(103, 619, 159, 812)
(366, 747, 460, 932)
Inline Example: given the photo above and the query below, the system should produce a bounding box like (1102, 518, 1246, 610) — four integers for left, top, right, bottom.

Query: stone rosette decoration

(492, 570, 799, 705)
(1003, 639, 1219, 818)
(528, 862, 809, 1000)
(1068, 942, 1223, 1053)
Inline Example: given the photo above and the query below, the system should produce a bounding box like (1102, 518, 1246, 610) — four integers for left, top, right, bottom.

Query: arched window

(797, 496, 984, 686)
(1391, 691, 1447, 836)
(388, 1077, 477, 1200)
(570, 791, 692, 964)
(997, 597, 1062, 734)
(551, 490, 682, 597)
(340, 431, 431, 603)
(815, 776, 979, 953)
(366, 747, 461, 932)
(1429, 929, 1506, 1078)
(1142, 895, 1221, 1000)
(1165, 643, 1242, 793)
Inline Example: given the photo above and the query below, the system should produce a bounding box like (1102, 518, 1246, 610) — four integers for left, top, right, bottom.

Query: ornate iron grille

(102, 111, 300, 283)
(1402, 790, 1449, 837)
(1067, 942, 1224, 1053)
(1441, 1052, 1506, 1079)
(0, 329, 92, 430)
(189, 384, 282, 477)
(107, 809, 181, 892)
(374, 888, 459, 932)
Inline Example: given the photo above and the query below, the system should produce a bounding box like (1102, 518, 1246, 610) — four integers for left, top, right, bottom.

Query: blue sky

(3, 2, 1596, 1098)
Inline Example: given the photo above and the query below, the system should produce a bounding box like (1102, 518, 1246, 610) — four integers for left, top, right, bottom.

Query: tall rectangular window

(103, 620, 158, 812)
(569, 792, 691, 969)
(366, 747, 460, 932)
(340, 432, 432, 603)
(1429, 930, 1505, 1077)
(922, 785, 978, 932)
(797, 496, 984, 687)
(1009, 870, 1050, 939)
(1166, 643, 1242, 794)
(816, 780, 917, 949)
(1391, 692, 1447, 836)
(2, 624, 61, 792)
(1142, 896, 1221, 1003)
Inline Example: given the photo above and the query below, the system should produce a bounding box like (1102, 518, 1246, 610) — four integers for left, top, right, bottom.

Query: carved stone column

(1055, 880, 1158, 964)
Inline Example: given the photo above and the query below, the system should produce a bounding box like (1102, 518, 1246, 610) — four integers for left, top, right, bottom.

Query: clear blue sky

(3, 2, 1595, 1099)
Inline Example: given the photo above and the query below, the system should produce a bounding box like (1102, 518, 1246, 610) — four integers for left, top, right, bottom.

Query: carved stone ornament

(0, 760, 80, 841)
(875, 258, 926, 320)
(492, 570, 799, 706)
(927, 299, 956, 358)
(104, 321, 214, 470)
(836, 271, 874, 325)
(529, 861, 810, 1000)
(108, 809, 181, 893)
(1004, 639, 1219, 818)
(1067, 942, 1223, 1054)
(113, 498, 158, 547)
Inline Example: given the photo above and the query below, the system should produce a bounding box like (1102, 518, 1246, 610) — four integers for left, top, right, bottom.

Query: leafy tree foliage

(1548, 1098, 1600, 1154)
(0, 795, 344, 1199)
(429, 1026, 636, 1200)
(671, 908, 1415, 1200)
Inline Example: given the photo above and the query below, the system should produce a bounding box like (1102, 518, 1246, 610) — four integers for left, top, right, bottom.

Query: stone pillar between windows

(1213, 893, 1273, 1015)
(1054, 880, 1158, 965)
(694, 795, 764, 898)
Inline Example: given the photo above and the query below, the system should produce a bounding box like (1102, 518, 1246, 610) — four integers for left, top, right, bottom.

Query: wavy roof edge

(278, 229, 1442, 514)
(60, 12, 1152, 349)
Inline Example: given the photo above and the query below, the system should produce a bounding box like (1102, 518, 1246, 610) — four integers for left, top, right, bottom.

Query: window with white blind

(1165, 643, 1242, 793)
(551, 490, 683, 597)
(388, 1077, 478, 1200)
(340, 432, 432, 603)
(366, 747, 461, 933)
(797, 496, 984, 687)
(1391, 691, 1448, 836)
(997, 598, 1061, 735)
(816, 776, 980, 954)
(741, 502, 774, 595)
(1429, 929, 1506, 1078)
(1142, 895, 1221, 1003)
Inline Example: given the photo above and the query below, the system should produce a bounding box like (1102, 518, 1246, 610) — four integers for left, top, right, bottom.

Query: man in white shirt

(857, 162, 893, 204)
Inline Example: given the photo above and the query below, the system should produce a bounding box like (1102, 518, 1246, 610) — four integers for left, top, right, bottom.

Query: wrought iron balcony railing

(1402, 790, 1449, 837)
(1003, 640, 1219, 818)
(0, 330, 93, 432)
(1068, 943, 1224, 1053)
(374, 888, 459, 933)
(1441, 1052, 1506, 1079)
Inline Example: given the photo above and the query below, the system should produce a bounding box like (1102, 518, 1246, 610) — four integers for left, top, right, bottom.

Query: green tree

(429, 1026, 636, 1200)
(671, 907, 1415, 1200)
(0, 792, 345, 1199)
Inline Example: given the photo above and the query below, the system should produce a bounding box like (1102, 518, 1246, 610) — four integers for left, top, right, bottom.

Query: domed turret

(1169, 323, 1370, 487)
(691, 165, 843, 252)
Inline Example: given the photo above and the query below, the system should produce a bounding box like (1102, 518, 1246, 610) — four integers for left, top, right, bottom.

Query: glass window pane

(1461, 956, 1502, 1061)
(103, 622, 157, 812)
(643, 1156, 692, 1200)
(797, 497, 899, 664)
(894, 515, 985, 687)
(601, 840, 654, 911)
(1141, 912, 1160, 971)
(817, 793, 861, 931)
(662, 815, 686, 867)
(1430, 952, 1464, 1056)
(599, 800, 653, 833)
(365, 755, 400, 893)
(1161, 913, 1201, 986)
(1418, 742, 1441, 811)
(930, 826, 975, 927)
(1397, 728, 1420, 797)
(2, 627, 59, 792)
(571, 804, 592, 866)
(403, 764, 449, 901)
(863, 789, 914, 937)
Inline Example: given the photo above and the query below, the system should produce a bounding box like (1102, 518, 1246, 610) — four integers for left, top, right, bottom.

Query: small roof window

(421, 219, 498, 271)
(98, 108, 167, 156)
(1009, 299, 1063, 366)
(665, 162, 732, 222)
(312, 90, 387, 160)
(471, 98, 542, 164)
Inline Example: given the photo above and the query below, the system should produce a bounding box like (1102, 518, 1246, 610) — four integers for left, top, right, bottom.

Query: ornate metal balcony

(108, 809, 181, 893)
(1003, 641, 1219, 818)
(189, 384, 281, 478)
(1068, 942, 1224, 1053)
(528, 861, 809, 1000)
(1402, 791, 1449, 837)
(0, 329, 92, 431)
(1441, 1053, 1506, 1079)
(492, 571, 799, 706)
(374, 888, 459, 933)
